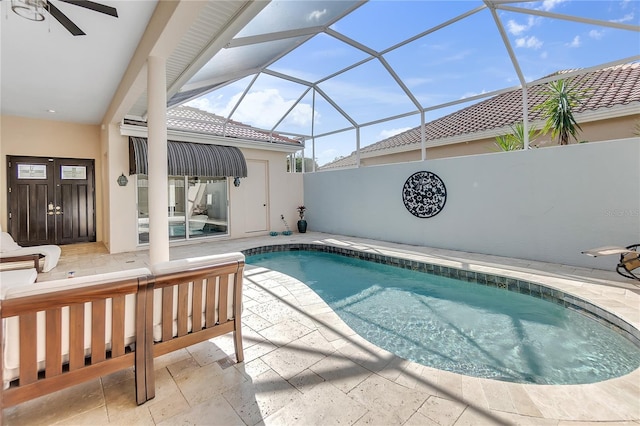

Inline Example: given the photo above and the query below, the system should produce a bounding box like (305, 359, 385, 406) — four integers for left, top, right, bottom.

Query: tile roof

(124, 106, 301, 145)
(322, 62, 640, 169)
(167, 106, 301, 145)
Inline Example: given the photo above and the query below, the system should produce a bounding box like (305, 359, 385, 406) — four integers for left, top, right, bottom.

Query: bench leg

(233, 324, 244, 363)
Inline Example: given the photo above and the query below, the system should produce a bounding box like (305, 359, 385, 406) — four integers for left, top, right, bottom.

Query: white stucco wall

(104, 133, 303, 253)
(304, 138, 640, 270)
(0, 115, 104, 240)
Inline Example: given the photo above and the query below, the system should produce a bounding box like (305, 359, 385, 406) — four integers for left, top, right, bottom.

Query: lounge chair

(0, 232, 61, 273)
(582, 244, 640, 281)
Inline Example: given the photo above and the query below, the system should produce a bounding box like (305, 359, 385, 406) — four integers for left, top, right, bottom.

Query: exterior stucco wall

(229, 147, 304, 238)
(104, 132, 304, 253)
(354, 113, 640, 167)
(305, 138, 640, 270)
(0, 115, 103, 240)
(575, 115, 639, 142)
(104, 128, 136, 253)
(0, 117, 303, 253)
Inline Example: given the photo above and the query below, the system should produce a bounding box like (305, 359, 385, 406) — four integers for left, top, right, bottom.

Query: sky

(185, 0, 639, 166)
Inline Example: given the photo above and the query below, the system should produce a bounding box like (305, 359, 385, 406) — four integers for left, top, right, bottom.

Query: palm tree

(494, 122, 539, 151)
(535, 79, 589, 145)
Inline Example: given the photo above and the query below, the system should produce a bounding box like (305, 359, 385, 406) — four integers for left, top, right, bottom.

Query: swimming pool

(246, 247, 640, 385)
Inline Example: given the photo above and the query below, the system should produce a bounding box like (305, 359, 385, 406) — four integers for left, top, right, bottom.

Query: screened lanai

(151, 0, 640, 168)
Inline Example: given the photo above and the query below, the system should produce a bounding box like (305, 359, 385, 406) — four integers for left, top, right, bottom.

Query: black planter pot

(297, 219, 307, 233)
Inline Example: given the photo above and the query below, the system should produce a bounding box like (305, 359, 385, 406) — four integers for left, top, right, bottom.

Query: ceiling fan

(10, 0, 118, 36)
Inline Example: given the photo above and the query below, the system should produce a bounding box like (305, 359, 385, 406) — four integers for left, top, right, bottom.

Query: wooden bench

(1, 253, 245, 420)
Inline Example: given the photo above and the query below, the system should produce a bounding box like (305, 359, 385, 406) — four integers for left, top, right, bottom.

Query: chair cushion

(3, 267, 153, 387)
(150, 252, 244, 275)
(0, 268, 38, 289)
(2, 267, 152, 299)
(0, 232, 21, 253)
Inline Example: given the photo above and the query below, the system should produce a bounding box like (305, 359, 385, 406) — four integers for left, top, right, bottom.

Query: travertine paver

(4, 232, 639, 425)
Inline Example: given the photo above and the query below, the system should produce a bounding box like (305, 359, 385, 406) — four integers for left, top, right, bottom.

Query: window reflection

(187, 177, 228, 239)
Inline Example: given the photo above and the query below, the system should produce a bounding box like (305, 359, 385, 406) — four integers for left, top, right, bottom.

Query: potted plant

(296, 205, 307, 233)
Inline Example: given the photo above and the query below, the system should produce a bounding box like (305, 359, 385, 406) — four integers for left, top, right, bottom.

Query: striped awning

(129, 137, 247, 177)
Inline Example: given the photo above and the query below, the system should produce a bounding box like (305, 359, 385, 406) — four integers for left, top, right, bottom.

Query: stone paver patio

(3, 232, 639, 425)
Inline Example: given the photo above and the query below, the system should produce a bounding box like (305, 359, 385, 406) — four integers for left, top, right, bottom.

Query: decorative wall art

(402, 171, 447, 218)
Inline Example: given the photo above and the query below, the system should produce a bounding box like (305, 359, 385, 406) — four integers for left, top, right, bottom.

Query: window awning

(129, 137, 247, 177)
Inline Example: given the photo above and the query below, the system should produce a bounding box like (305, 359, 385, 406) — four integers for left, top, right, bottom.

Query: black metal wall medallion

(402, 171, 447, 218)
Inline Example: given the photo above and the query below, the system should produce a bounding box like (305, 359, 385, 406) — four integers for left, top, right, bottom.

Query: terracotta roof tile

(165, 106, 301, 145)
(326, 62, 639, 163)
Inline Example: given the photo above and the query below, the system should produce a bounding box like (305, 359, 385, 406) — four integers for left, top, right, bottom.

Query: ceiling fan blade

(58, 0, 118, 17)
(46, 1, 85, 36)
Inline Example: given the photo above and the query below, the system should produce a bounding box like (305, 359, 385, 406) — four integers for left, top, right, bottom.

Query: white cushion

(0, 268, 38, 288)
(0, 232, 20, 253)
(2, 267, 151, 299)
(150, 252, 244, 275)
(0, 242, 61, 272)
(3, 267, 152, 387)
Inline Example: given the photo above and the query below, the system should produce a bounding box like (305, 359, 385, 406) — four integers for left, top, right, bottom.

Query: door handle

(47, 203, 55, 216)
(55, 206, 63, 215)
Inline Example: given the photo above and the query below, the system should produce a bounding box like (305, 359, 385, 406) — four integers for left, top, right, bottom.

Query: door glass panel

(17, 164, 47, 179)
(137, 175, 149, 244)
(188, 177, 228, 238)
(60, 166, 86, 179)
(169, 176, 186, 240)
(137, 175, 228, 245)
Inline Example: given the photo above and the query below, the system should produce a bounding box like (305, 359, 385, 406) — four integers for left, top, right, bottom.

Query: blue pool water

(247, 250, 640, 385)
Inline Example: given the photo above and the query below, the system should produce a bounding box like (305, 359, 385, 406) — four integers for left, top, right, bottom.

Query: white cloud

(284, 103, 316, 127)
(539, 0, 568, 12)
(506, 16, 536, 36)
(308, 9, 327, 22)
(567, 36, 581, 48)
(461, 89, 489, 99)
(185, 97, 214, 112)
(378, 127, 412, 140)
(612, 12, 635, 23)
(187, 89, 314, 130)
(589, 29, 604, 40)
(316, 148, 341, 166)
(506, 19, 528, 36)
(515, 36, 543, 49)
(540, 51, 549, 60)
(229, 89, 313, 128)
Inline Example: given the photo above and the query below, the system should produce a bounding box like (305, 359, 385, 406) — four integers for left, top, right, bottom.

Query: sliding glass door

(136, 175, 228, 244)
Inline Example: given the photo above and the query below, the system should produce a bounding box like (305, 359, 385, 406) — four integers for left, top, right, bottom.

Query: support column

(147, 55, 169, 264)
(523, 86, 530, 150)
(420, 112, 426, 161)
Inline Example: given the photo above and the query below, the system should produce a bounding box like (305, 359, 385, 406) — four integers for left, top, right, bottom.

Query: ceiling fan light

(11, 0, 46, 22)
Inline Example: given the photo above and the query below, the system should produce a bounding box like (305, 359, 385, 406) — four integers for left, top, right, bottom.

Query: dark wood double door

(7, 156, 96, 246)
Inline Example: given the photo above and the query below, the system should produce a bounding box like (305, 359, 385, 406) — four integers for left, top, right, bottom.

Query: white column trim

(147, 55, 170, 264)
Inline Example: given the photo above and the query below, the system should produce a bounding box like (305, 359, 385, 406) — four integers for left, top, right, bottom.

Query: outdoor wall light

(11, 0, 46, 21)
(117, 173, 128, 187)
(233, 177, 241, 187)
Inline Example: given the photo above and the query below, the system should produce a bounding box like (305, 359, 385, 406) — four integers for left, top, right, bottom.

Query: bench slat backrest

(150, 254, 245, 360)
(1, 272, 153, 408)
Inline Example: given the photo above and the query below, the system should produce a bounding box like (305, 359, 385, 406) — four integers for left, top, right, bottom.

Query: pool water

(247, 250, 640, 385)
